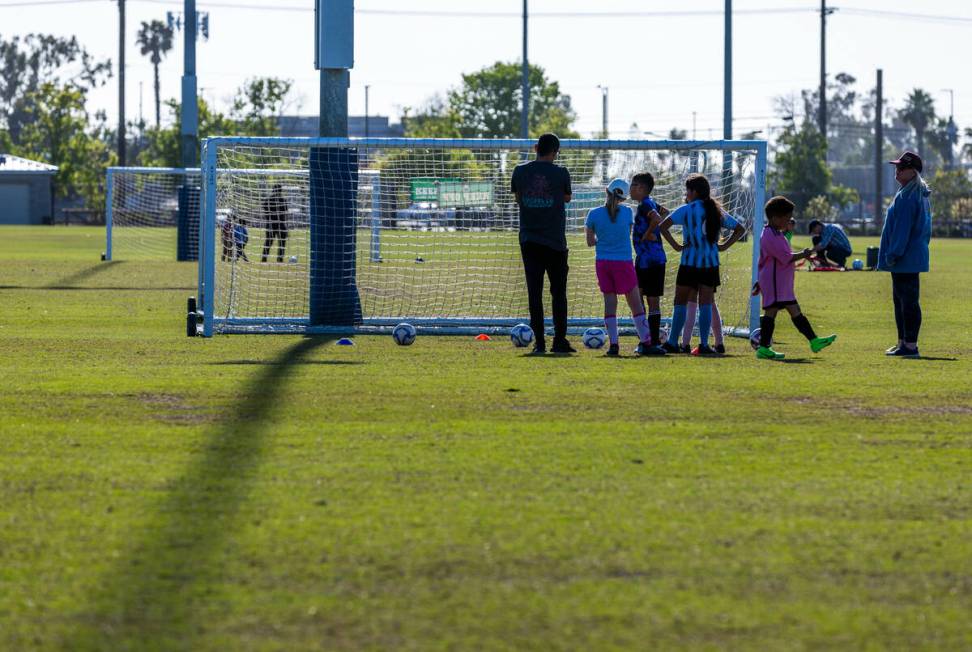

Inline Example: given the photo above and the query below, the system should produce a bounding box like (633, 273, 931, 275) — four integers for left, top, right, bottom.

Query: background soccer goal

(195, 137, 766, 337)
(104, 167, 201, 262)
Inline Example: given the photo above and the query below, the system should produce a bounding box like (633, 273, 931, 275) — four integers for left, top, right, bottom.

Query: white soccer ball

(510, 323, 534, 348)
(392, 322, 417, 346)
(750, 327, 770, 351)
(658, 326, 669, 345)
(289, 255, 298, 263)
(583, 327, 607, 349)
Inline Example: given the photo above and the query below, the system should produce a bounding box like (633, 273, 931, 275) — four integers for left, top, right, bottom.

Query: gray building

(0, 154, 57, 225)
(278, 115, 405, 138)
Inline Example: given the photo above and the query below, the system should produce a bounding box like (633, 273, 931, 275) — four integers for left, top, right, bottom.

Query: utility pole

(692, 111, 697, 139)
(819, 0, 836, 147)
(181, 0, 199, 168)
(724, 0, 732, 141)
(597, 86, 608, 138)
(943, 88, 957, 169)
(520, 0, 529, 139)
(117, 0, 126, 166)
(364, 85, 370, 138)
(875, 69, 883, 228)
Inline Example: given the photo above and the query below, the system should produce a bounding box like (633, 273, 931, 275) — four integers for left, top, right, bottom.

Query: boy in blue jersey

(629, 172, 676, 353)
(657, 174, 745, 355)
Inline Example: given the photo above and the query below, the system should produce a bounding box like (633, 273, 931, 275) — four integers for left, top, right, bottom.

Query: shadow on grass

(47, 261, 124, 288)
(0, 285, 194, 291)
(209, 358, 362, 366)
(903, 356, 959, 362)
(65, 335, 336, 651)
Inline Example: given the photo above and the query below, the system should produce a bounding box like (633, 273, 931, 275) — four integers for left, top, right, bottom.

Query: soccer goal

(104, 166, 202, 261)
(194, 137, 766, 337)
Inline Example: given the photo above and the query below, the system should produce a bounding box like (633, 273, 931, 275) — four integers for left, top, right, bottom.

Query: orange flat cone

(475, 333, 491, 341)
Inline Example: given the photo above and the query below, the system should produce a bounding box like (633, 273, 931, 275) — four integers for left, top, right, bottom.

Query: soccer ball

(510, 323, 534, 348)
(583, 327, 607, 349)
(750, 327, 770, 351)
(392, 322, 417, 346)
(852, 258, 864, 271)
(289, 255, 298, 263)
(658, 326, 669, 345)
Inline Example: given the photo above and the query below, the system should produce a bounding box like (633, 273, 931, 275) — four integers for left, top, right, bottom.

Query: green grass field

(1, 225, 971, 651)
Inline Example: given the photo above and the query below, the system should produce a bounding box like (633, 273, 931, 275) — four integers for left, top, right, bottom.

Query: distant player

(233, 218, 249, 262)
(585, 179, 654, 356)
(808, 219, 852, 268)
(262, 184, 289, 263)
(657, 174, 745, 355)
(755, 196, 837, 360)
(629, 172, 672, 355)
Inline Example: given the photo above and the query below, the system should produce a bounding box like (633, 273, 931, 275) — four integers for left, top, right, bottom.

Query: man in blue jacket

(878, 151, 932, 358)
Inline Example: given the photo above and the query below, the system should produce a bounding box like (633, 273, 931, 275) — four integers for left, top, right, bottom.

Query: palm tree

(897, 89, 937, 158)
(136, 20, 174, 128)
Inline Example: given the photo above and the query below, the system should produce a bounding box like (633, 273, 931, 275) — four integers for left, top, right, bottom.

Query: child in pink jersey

(754, 196, 837, 360)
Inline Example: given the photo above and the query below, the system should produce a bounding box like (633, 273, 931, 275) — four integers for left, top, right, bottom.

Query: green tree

(229, 77, 293, 136)
(404, 62, 577, 139)
(15, 82, 115, 209)
(136, 77, 294, 167)
(928, 169, 972, 222)
(403, 95, 461, 138)
(448, 62, 577, 138)
(135, 20, 174, 128)
(771, 122, 831, 210)
(0, 34, 110, 144)
(898, 89, 937, 160)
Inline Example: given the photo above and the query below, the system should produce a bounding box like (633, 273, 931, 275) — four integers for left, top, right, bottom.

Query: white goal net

(197, 138, 766, 337)
(105, 167, 201, 261)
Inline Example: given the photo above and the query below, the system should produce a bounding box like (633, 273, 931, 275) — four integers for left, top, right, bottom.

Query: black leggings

(891, 272, 922, 343)
(262, 227, 289, 262)
(520, 241, 569, 345)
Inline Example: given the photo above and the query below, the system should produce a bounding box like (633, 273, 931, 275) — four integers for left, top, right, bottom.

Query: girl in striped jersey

(658, 174, 745, 355)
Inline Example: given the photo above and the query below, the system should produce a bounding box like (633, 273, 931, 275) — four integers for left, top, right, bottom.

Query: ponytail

(685, 173, 723, 244)
(605, 191, 620, 222)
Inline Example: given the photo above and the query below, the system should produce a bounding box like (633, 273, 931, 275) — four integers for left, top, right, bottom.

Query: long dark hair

(685, 174, 722, 244)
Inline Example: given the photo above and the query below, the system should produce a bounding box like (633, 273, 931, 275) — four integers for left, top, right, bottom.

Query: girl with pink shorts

(584, 179, 655, 356)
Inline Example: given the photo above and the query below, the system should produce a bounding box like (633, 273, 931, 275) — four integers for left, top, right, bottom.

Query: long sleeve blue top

(878, 176, 932, 273)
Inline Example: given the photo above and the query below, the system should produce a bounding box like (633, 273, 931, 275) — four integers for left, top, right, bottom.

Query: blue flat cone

(336, 337, 355, 346)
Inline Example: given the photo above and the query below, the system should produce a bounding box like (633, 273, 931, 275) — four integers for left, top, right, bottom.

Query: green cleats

(810, 334, 837, 353)
(756, 346, 785, 360)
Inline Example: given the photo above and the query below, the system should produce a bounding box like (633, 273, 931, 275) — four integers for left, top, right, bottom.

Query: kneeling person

(756, 197, 837, 359)
(808, 219, 852, 268)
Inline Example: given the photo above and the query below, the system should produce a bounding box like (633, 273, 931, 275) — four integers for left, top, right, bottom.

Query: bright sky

(2, 0, 971, 141)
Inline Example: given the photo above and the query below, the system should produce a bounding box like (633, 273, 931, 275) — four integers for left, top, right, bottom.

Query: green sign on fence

(409, 178, 494, 207)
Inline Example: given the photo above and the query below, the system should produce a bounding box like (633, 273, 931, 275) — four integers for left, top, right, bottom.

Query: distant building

(277, 115, 405, 138)
(0, 154, 57, 225)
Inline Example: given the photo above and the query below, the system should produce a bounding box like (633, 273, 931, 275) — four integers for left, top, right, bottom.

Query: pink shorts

(595, 259, 638, 295)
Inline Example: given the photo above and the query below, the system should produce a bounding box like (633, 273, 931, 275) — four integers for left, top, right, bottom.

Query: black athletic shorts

(675, 264, 721, 290)
(637, 265, 666, 297)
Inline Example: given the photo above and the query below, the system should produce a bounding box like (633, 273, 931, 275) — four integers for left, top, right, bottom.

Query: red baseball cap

(889, 150, 923, 173)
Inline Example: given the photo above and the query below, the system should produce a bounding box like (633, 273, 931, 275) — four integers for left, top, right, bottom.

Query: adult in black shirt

(262, 184, 289, 263)
(510, 133, 575, 353)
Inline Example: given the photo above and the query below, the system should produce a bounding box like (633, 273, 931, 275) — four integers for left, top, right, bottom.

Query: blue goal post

(196, 137, 767, 338)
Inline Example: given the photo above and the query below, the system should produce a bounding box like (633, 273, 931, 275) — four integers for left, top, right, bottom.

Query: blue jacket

(878, 177, 931, 273)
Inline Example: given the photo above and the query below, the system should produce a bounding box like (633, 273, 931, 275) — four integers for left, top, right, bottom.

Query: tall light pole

(364, 84, 370, 138)
(117, 0, 126, 166)
(181, 0, 199, 168)
(875, 69, 884, 228)
(520, 0, 529, 138)
(724, 0, 732, 141)
(943, 88, 957, 169)
(597, 85, 608, 138)
(819, 0, 836, 148)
